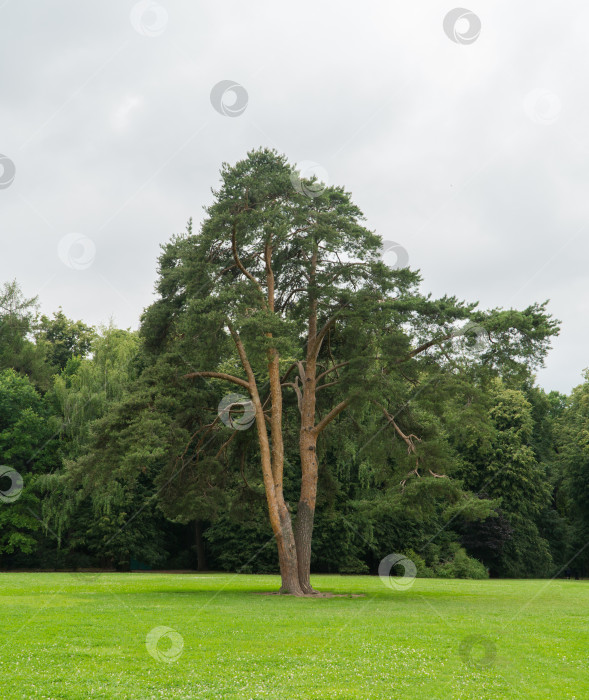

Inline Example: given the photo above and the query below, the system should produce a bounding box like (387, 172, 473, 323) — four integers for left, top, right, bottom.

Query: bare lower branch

(282, 379, 303, 413)
(428, 469, 449, 479)
(297, 360, 306, 384)
(316, 362, 349, 383)
(313, 398, 351, 436)
(183, 371, 250, 390)
(400, 467, 421, 489)
(379, 404, 449, 489)
(316, 380, 340, 392)
(215, 430, 238, 459)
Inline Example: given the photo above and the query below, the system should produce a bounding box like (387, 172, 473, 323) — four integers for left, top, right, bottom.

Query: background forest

(1, 266, 587, 581)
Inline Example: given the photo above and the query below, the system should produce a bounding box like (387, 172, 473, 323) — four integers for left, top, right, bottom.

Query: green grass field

(0, 573, 587, 699)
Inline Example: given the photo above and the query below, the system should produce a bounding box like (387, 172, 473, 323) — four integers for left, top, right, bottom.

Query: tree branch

(395, 332, 454, 364)
(310, 302, 352, 359)
(283, 378, 303, 413)
(313, 398, 350, 436)
(316, 380, 340, 392)
(215, 430, 238, 459)
(316, 362, 349, 383)
(232, 223, 264, 296)
(183, 371, 250, 390)
(378, 404, 449, 489)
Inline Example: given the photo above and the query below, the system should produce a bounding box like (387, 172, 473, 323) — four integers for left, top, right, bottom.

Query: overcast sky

(0, 1, 587, 393)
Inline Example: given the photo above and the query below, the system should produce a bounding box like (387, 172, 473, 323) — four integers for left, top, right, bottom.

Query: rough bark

(293, 426, 320, 594)
(293, 502, 315, 592)
(194, 520, 207, 571)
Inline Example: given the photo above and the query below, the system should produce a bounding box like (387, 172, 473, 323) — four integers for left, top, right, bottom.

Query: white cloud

(110, 95, 143, 131)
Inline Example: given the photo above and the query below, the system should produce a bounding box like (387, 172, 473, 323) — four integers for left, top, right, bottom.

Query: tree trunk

(276, 505, 303, 594)
(258, 423, 304, 596)
(261, 239, 304, 595)
(294, 242, 321, 595)
(194, 520, 207, 571)
(252, 362, 303, 595)
(295, 429, 319, 593)
(294, 501, 316, 593)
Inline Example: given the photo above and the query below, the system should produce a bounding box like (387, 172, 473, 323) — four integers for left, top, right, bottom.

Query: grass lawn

(0, 572, 587, 699)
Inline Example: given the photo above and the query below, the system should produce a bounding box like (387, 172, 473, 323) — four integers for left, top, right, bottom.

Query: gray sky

(1, 0, 587, 393)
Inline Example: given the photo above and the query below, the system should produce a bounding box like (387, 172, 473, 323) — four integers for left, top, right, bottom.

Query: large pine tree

(139, 148, 558, 594)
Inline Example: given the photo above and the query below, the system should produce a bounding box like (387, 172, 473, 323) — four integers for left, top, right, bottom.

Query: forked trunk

(226, 321, 305, 595)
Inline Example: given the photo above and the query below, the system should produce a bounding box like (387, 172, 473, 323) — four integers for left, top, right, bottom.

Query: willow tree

(141, 148, 558, 595)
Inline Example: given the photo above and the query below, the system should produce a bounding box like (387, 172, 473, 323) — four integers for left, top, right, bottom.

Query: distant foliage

(0, 207, 585, 580)
(436, 547, 488, 579)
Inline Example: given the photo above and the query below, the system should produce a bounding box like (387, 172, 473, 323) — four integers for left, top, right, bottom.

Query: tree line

(1, 149, 587, 591)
